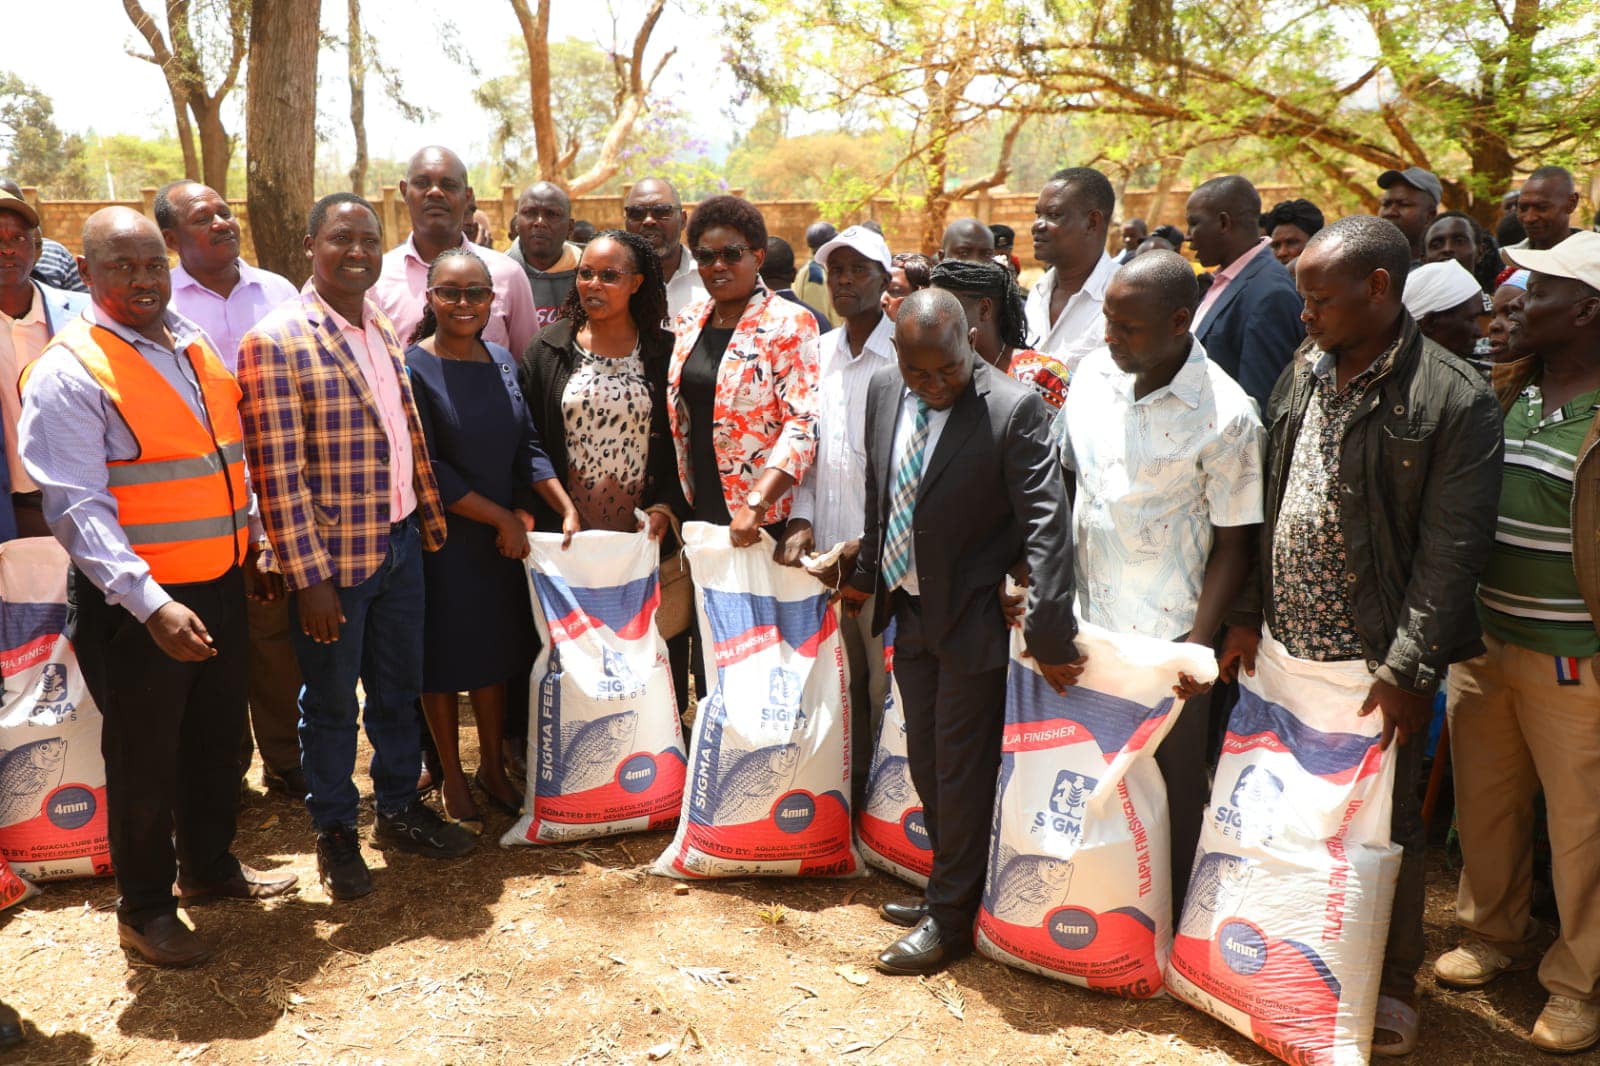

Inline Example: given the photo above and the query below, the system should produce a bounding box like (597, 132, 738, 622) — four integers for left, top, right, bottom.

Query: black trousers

(890, 593, 1007, 937)
(71, 566, 248, 927)
(1156, 684, 1211, 911)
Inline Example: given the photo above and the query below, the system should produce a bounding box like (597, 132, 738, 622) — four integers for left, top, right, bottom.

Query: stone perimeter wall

(17, 183, 1300, 261)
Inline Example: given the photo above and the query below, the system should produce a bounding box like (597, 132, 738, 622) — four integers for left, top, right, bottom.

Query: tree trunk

(347, 0, 368, 195)
(193, 99, 233, 196)
(247, 0, 321, 284)
(169, 95, 201, 182)
(508, 0, 560, 185)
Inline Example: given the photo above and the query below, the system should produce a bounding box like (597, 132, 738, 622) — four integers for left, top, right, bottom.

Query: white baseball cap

(815, 224, 893, 274)
(1502, 230, 1600, 293)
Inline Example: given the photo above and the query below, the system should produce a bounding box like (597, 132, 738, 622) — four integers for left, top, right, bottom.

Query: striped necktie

(880, 398, 931, 590)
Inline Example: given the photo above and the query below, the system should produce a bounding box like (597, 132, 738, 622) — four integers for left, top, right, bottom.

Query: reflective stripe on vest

(34, 318, 249, 584)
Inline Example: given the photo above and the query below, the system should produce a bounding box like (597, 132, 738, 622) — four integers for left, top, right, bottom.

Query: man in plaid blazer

(238, 192, 473, 901)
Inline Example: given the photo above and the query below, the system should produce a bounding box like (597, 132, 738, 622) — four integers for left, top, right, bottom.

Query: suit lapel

(916, 365, 986, 502)
(1197, 251, 1265, 341)
(304, 292, 385, 429)
(870, 371, 900, 525)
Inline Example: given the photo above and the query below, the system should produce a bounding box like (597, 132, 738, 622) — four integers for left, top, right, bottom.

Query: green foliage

(0, 73, 90, 197)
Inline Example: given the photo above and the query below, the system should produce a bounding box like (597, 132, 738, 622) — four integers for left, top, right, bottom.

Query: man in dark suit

(839, 288, 1084, 976)
(1186, 175, 1306, 411)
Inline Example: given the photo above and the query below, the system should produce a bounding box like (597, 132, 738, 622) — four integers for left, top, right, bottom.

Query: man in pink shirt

(372, 146, 538, 357)
(1185, 175, 1305, 410)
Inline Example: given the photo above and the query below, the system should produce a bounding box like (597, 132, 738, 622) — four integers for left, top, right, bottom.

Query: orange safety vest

(27, 318, 249, 584)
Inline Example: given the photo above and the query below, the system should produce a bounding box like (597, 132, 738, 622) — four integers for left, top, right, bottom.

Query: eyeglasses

(691, 245, 750, 266)
(576, 267, 639, 285)
(428, 285, 494, 305)
(624, 204, 677, 223)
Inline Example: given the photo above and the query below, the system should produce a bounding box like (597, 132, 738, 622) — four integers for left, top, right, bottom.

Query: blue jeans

(290, 518, 425, 831)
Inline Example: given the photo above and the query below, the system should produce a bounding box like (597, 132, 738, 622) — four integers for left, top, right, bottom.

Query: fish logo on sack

(761, 667, 806, 728)
(1178, 851, 1255, 939)
(0, 736, 68, 828)
(987, 847, 1076, 926)
(1214, 765, 1285, 846)
(1031, 771, 1099, 841)
(598, 647, 645, 701)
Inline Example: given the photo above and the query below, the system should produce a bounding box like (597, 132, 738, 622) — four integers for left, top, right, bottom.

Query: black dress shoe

(880, 898, 929, 928)
(0, 999, 23, 1050)
(118, 913, 215, 967)
(179, 862, 299, 905)
(875, 915, 971, 976)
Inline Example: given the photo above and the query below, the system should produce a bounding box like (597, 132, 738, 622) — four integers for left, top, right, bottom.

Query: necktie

(880, 399, 930, 590)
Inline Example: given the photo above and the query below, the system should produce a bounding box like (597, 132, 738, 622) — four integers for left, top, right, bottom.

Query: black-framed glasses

(428, 285, 494, 305)
(624, 204, 677, 222)
(691, 245, 750, 266)
(576, 267, 639, 285)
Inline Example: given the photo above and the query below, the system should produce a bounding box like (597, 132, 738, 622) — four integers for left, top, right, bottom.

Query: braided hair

(555, 229, 667, 341)
(408, 247, 492, 345)
(928, 259, 1031, 351)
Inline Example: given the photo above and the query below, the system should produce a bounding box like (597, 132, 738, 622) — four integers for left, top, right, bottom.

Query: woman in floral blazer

(668, 195, 820, 549)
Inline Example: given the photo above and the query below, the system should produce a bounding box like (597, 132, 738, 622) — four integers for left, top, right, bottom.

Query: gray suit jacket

(847, 360, 1078, 674)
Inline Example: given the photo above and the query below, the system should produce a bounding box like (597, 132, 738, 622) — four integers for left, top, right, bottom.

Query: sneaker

(1433, 938, 1535, 989)
(1530, 995, 1600, 1053)
(374, 800, 477, 858)
(316, 825, 373, 900)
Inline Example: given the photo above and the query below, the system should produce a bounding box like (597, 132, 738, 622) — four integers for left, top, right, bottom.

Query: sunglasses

(428, 285, 494, 306)
(691, 245, 751, 266)
(624, 204, 677, 222)
(576, 267, 639, 285)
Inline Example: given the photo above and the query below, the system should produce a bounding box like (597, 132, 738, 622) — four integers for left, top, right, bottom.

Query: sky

(6, 0, 740, 173)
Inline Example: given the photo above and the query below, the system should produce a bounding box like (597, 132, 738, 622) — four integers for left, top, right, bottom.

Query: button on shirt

(1059, 340, 1264, 640)
(372, 234, 538, 359)
(1270, 340, 1400, 661)
(0, 283, 56, 493)
(790, 314, 895, 550)
(169, 260, 298, 371)
(888, 387, 950, 597)
(18, 305, 215, 622)
(1023, 251, 1118, 361)
(1193, 237, 1272, 333)
(664, 246, 708, 321)
(318, 297, 416, 523)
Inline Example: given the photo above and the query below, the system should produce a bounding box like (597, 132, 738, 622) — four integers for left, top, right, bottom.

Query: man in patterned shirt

(1049, 251, 1263, 909)
(1432, 232, 1600, 1054)
(1219, 215, 1503, 1056)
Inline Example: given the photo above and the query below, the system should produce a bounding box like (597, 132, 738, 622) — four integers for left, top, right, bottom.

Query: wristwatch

(745, 490, 768, 513)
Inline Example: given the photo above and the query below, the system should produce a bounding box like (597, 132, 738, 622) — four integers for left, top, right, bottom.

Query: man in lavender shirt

(372, 146, 539, 356)
(157, 179, 306, 801)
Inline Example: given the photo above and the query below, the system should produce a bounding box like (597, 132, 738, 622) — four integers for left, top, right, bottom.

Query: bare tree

(504, 0, 676, 194)
(347, 0, 367, 194)
(122, 0, 249, 194)
(246, 0, 320, 283)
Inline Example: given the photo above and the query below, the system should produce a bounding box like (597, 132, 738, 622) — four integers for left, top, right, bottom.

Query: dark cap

(1377, 166, 1443, 205)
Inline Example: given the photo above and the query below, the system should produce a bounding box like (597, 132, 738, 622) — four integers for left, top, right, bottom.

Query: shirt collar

(309, 289, 378, 334)
(170, 258, 260, 297)
(401, 232, 474, 266)
(1214, 237, 1271, 285)
(829, 312, 896, 364)
(1308, 333, 1402, 392)
(84, 301, 204, 354)
(1038, 251, 1119, 302)
(668, 246, 697, 283)
(1109, 337, 1208, 409)
(0, 282, 46, 327)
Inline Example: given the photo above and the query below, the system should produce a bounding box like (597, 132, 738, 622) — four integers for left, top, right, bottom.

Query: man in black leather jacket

(1220, 215, 1504, 1056)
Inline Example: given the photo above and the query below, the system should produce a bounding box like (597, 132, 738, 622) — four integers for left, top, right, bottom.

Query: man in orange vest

(18, 207, 295, 968)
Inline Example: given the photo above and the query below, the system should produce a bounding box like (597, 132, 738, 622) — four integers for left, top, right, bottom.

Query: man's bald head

(1185, 175, 1263, 268)
(1190, 175, 1261, 220)
(626, 177, 681, 210)
(623, 178, 684, 256)
(519, 181, 570, 213)
(1112, 250, 1199, 317)
(940, 217, 996, 263)
(516, 181, 574, 268)
(0, 178, 22, 200)
(79, 207, 171, 337)
(805, 221, 837, 252)
(408, 145, 468, 183)
(895, 288, 976, 410)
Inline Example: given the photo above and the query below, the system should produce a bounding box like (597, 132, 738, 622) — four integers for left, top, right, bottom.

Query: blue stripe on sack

(1228, 688, 1377, 779)
(1006, 666, 1172, 756)
(700, 586, 831, 651)
(0, 601, 68, 654)
(1281, 938, 1344, 998)
(532, 571, 656, 637)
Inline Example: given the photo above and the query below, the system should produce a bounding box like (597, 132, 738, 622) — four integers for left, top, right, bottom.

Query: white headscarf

(1402, 260, 1484, 318)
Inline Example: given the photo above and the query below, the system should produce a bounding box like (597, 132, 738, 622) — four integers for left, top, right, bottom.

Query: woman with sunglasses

(406, 248, 580, 832)
(519, 229, 686, 537)
(668, 195, 820, 549)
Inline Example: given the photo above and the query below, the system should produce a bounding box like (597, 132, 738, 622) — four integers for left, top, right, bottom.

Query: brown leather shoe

(178, 863, 299, 906)
(118, 913, 214, 967)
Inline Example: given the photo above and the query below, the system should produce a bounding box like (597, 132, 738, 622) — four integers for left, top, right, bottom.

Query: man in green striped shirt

(1435, 231, 1600, 1054)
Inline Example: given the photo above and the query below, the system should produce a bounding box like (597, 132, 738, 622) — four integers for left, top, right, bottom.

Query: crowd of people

(0, 150, 1596, 1058)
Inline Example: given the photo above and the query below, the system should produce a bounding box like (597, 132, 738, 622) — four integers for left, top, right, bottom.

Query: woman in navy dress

(407, 248, 580, 831)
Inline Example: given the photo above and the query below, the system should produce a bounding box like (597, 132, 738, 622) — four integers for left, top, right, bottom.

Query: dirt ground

(3, 726, 1595, 1066)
